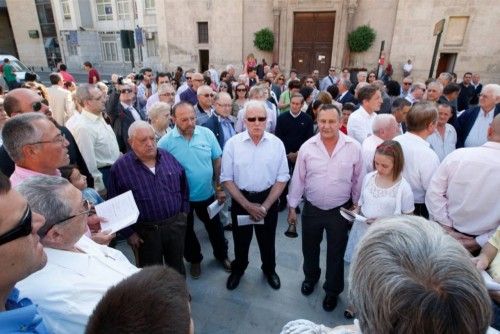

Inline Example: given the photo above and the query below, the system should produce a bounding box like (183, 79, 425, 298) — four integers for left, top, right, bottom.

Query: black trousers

(134, 213, 187, 275)
(231, 188, 279, 275)
(302, 200, 349, 297)
(184, 195, 228, 264)
(414, 202, 429, 219)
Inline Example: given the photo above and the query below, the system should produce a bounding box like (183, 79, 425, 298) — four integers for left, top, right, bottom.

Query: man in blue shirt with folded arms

(0, 173, 48, 333)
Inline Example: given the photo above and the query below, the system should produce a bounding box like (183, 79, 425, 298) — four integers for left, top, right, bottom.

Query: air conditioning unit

(145, 32, 154, 40)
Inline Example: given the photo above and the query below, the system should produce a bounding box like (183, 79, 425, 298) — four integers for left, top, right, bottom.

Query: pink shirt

(287, 132, 365, 210)
(59, 70, 75, 83)
(10, 165, 61, 187)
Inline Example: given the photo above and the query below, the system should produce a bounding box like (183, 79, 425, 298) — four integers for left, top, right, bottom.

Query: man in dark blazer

(109, 83, 146, 153)
(469, 73, 483, 106)
(456, 84, 500, 148)
(336, 78, 355, 104)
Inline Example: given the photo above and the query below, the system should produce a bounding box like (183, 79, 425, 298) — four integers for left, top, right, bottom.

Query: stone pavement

(117, 207, 353, 334)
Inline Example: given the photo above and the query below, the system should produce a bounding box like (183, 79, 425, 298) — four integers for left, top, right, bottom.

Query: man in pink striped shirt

(287, 104, 365, 312)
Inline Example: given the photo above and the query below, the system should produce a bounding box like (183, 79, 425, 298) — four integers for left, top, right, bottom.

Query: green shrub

(254, 28, 274, 52)
(348, 25, 376, 52)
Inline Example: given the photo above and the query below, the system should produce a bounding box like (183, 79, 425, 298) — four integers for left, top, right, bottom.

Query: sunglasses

(278, 78, 285, 81)
(200, 93, 215, 98)
(403, 82, 412, 85)
(246, 117, 267, 122)
(32, 101, 43, 112)
(0, 205, 32, 246)
(160, 92, 175, 97)
(186, 76, 192, 80)
(120, 89, 133, 94)
(236, 88, 246, 92)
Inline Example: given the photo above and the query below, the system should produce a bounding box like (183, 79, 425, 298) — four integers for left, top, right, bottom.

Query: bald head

(488, 114, 500, 143)
(4, 88, 49, 117)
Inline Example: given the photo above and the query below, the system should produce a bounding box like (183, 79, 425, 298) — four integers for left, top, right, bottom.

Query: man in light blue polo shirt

(158, 102, 231, 278)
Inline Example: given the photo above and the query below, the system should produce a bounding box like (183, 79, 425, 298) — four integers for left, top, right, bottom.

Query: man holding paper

(287, 104, 365, 311)
(221, 100, 290, 290)
(108, 121, 189, 275)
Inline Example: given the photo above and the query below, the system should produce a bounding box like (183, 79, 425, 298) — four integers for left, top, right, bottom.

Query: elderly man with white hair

(146, 83, 176, 114)
(425, 81, 443, 102)
(456, 83, 500, 148)
(361, 114, 399, 172)
(16, 175, 139, 334)
(281, 216, 495, 334)
(108, 120, 189, 274)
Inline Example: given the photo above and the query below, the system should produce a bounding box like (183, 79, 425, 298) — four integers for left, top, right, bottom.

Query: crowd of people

(0, 57, 499, 333)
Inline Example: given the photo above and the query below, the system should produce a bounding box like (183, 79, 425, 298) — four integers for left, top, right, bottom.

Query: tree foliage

(348, 25, 376, 52)
(254, 28, 274, 52)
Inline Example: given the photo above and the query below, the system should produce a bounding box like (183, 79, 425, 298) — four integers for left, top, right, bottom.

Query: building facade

(4, 0, 500, 83)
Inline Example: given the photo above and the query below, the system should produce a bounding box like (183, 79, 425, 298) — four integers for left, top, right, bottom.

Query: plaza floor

(118, 207, 353, 334)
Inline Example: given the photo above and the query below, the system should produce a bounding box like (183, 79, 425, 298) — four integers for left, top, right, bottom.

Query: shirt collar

(405, 131, 431, 147)
(483, 141, 500, 150)
(357, 105, 375, 118)
(289, 110, 302, 118)
(81, 109, 102, 121)
(120, 102, 134, 110)
(241, 130, 270, 143)
(14, 165, 61, 178)
(172, 125, 200, 138)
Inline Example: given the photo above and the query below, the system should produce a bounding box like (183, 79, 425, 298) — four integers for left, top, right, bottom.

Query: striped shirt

(108, 149, 189, 224)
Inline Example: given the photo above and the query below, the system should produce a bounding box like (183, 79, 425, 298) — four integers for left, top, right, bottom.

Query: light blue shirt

(426, 124, 457, 161)
(158, 126, 222, 201)
(0, 288, 48, 334)
(464, 108, 494, 148)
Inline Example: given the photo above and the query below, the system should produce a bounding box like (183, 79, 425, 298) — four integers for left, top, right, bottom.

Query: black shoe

(323, 295, 338, 312)
(301, 281, 315, 296)
(226, 273, 242, 290)
(295, 207, 301, 214)
(266, 272, 281, 290)
(223, 223, 233, 231)
(220, 258, 232, 272)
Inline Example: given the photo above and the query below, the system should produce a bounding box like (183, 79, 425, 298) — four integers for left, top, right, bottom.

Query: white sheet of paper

(340, 207, 367, 223)
(207, 200, 224, 219)
(481, 270, 500, 291)
(237, 215, 264, 226)
(95, 190, 140, 234)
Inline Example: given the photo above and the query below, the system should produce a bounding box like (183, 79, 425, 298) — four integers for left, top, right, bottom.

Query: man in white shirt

(347, 84, 382, 143)
(46, 73, 74, 126)
(405, 82, 426, 105)
(394, 102, 440, 218)
(361, 114, 399, 172)
(68, 84, 121, 193)
(426, 114, 500, 254)
(16, 175, 139, 334)
(221, 100, 289, 291)
(426, 102, 457, 161)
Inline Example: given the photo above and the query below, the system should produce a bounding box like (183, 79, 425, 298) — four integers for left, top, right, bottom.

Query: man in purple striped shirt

(108, 121, 189, 275)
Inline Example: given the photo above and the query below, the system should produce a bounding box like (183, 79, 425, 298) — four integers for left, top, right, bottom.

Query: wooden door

(292, 12, 335, 77)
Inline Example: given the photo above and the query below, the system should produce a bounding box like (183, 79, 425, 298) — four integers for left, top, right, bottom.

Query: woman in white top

(344, 140, 414, 318)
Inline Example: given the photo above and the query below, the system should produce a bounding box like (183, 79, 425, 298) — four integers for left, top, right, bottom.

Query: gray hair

(372, 114, 396, 134)
(410, 82, 426, 93)
(339, 78, 352, 90)
(96, 81, 109, 95)
(196, 85, 213, 96)
(148, 102, 171, 120)
(226, 64, 235, 72)
(128, 120, 154, 138)
(243, 100, 267, 116)
(16, 175, 73, 237)
(157, 83, 175, 95)
(438, 72, 453, 82)
(483, 83, 500, 99)
(427, 81, 443, 93)
(248, 86, 266, 99)
(214, 92, 231, 102)
(2, 112, 46, 162)
(75, 83, 97, 103)
(349, 216, 491, 334)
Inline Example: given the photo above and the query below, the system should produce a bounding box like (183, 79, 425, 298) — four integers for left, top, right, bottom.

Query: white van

(0, 55, 40, 90)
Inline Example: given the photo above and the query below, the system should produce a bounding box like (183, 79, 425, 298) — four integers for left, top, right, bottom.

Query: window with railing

(96, 0, 113, 21)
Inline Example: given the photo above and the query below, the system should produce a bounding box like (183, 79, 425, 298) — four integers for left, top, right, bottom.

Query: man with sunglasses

(195, 85, 215, 125)
(221, 100, 290, 290)
(0, 173, 49, 333)
(2, 113, 70, 187)
(16, 175, 139, 334)
(174, 68, 195, 104)
(145, 82, 175, 114)
(180, 72, 205, 106)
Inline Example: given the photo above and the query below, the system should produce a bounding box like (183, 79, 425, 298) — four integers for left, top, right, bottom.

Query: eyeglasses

(219, 85, 228, 89)
(278, 78, 285, 81)
(32, 101, 43, 112)
(236, 88, 246, 92)
(0, 205, 32, 246)
(329, 69, 336, 72)
(246, 117, 267, 122)
(217, 103, 232, 108)
(160, 92, 175, 97)
(200, 93, 215, 98)
(28, 132, 66, 146)
(120, 89, 134, 94)
(52, 200, 92, 226)
(403, 82, 412, 86)
(186, 76, 192, 80)
(192, 79, 204, 82)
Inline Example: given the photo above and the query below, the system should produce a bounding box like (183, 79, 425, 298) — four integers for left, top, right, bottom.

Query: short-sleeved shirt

(87, 68, 100, 83)
(3, 63, 16, 82)
(158, 125, 222, 201)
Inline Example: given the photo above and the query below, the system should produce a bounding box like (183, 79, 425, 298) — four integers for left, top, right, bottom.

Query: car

(0, 55, 40, 89)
